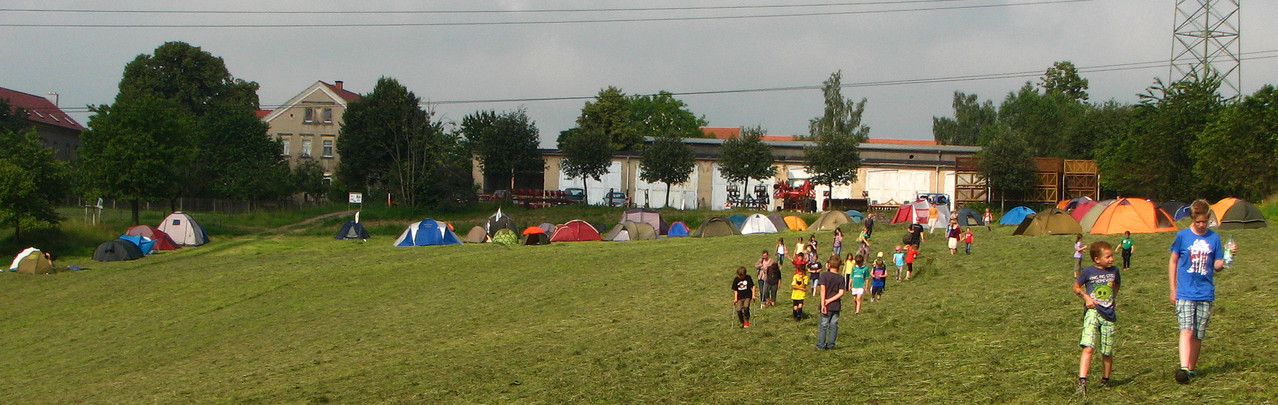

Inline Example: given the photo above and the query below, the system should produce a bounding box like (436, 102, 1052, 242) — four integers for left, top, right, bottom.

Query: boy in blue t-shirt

(893, 246, 906, 282)
(1074, 241, 1121, 394)
(1168, 200, 1234, 384)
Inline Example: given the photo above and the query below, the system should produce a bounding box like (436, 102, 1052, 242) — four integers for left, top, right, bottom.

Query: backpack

(902, 232, 912, 245)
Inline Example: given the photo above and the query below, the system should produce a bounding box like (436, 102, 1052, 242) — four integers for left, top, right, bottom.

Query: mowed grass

(2, 220, 1277, 403)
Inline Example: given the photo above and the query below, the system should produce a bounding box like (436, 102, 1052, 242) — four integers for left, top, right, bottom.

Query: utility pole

(1170, 0, 1241, 97)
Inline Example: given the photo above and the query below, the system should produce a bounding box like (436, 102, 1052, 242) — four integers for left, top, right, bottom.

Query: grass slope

(2, 220, 1276, 403)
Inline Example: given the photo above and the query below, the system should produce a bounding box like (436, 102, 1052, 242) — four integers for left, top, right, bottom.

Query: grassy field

(2, 207, 1276, 403)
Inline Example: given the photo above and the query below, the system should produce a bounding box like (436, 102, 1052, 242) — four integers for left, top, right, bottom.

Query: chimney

(45, 92, 59, 107)
(334, 81, 343, 91)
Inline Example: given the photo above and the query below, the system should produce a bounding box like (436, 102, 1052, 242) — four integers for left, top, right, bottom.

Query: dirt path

(269, 210, 358, 234)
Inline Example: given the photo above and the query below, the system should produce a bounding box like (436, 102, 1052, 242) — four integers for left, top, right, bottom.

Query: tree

(577, 87, 639, 151)
(461, 109, 542, 192)
(198, 100, 291, 203)
(556, 128, 612, 204)
(804, 71, 870, 204)
(932, 91, 997, 146)
(638, 135, 695, 208)
(1069, 101, 1131, 159)
(996, 82, 1086, 158)
(0, 128, 67, 239)
(0, 98, 32, 134)
(1039, 61, 1090, 102)
(977, 124, 1037, 211)
(629, 91, 709, 139)
(77, 95, 195, 224)
(719, 126, 776, 205)
(335, 77, 446, 207)
(293, 159, 328, 203)
(1191, 85, 1278, 201)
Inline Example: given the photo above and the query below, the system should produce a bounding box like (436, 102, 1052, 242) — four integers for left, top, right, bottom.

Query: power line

(0, 0, 1092, 28)
(0, 1, 1018, 15)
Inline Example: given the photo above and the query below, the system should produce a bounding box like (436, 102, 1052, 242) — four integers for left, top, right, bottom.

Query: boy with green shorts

(1074, 241, 1121, 394)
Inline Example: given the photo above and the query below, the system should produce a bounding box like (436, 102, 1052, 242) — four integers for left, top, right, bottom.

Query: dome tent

(158, 211, 209, 246)
(621, 208, 667, 235)
(550, 219, 603, 242)
(1211, 197, 1267, 229)
(9, 248, 55, 274)
(1077, 199, 1117, 232)
(740, 213, 778, 234)
(666, 221, 691, 237)
(394, 219, 463, 246)
(1013, 208, 1082, 236)
(766, 213, 789, 231)
(955, 208, 984, 226)
(693, 217, 739, 238)
(485, 209, 519, 236)
(124, 225, 179, 251)
(1000, 206, 1036, 226)
(522, 226, 551, 245)
(464, 226, 490, 243)
(811, 211, 851, 231)
(93, 239, 145, 261)
(492, 229, 519, 245)
(1088, 198, 1177, 234)
(783, 216, 808, 231)
(335, 220, 370, 240)
(727, 214, 748, 230)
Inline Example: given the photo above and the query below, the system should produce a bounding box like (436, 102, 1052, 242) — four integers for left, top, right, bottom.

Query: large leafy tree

(996, 82, 1087, 158)
(932, 91, 997, 146)
(804, 71, 870, 204)
(199, 101, 291, 202)
(629, 91, 709, 139)
(719, 126, 776, 203)
(1191, 85, 1278, 201)
(461, 109, 542, 192)
(977, 124, 1037, 211)
(1039, 61, 1090, 102)
(78, 95, 195, 224)
(336, 77, 446, 207)
(638, 134, 696, 208)
(293, 159, 328, 203)
(0, 98, 32, 134)
(556, 128, 612, 204)
(0, 128, 67, 238)
(577, 87, 639, 151)
(1098, 73, 1225, 200)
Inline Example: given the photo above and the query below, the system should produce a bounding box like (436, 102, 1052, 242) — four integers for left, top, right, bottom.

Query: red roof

(865, 138, 937, 146)
(0, 87, 84, 131)
(322, 81, 361, 103)
(255, 109, 272, 118)
(702, 127, 796, 141)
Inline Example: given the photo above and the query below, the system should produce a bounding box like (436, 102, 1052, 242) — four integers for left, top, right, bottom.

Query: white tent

(158, 212, 209, 246)
(740, 213, 779, 234)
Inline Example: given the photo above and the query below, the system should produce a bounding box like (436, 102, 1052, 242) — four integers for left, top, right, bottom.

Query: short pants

(1080, 308, 1116, 356)
(1177, 299, 1213, 340)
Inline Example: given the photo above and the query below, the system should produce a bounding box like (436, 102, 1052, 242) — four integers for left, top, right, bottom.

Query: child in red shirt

(905, 244, 918, 280)
(963, 228, 974, 255)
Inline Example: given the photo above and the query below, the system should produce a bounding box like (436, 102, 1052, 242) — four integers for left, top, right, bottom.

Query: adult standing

(817, 258, 847, 350)
(755, 251, 775, 308)
(1168, 200, 1234, 384)
(928, 204, 940, 234)
(908, 221, 925, 248)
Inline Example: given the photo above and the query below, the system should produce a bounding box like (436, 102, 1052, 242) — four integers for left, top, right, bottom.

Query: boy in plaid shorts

(1073, 241, 1121, 394)
(1168, 200, 1235, 384)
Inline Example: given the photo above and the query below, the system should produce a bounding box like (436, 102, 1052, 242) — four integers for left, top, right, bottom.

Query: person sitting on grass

(732, 266, 756, 328)
(1075, 241, 1121, 395)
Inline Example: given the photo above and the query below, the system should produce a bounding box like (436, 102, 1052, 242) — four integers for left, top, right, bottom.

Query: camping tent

(1077, 199, 1117, 232)
(934, 203, 951, 226)
(335, 220, 370, 240)
(9, 248, 54, 274)
(538, 222, 556, 236)
(485, 209, 518, 236)
(666, 221, 691, 237)
(550, 219, 602, 242)
(117, 234, 155, 255)
(1069, 200, 1100, 222)
(1173, 205, 1194, 221)
(766, 213, 789, 231)
(891, 203, 913, 224)
(622, 208, 667, 235)
(464, 226, 490, 243)
(1013, 208, 1082, 236)
(845, 210, 866, 223)
(158, 211, 209, 246)
(394, 219, 463, 246)
(93, 239, 145, 261)
(783, 216, 809, 231)
(811, 211, 852, 231)
(740, 213, 779, 234)
(1212, 198, 1268, 229)
(727, 214, 748, 230)
(955, 208, 984, 226)
(912, 200, 931, 224)
(124, 225, 179, 250)
(492, 229, 519, 245)
(1088, 198, 1178, 234)
(604, 221, 657, 241)
(522, 226, 551, 245)
(1000, 206, 1036, 225)
(693, 217, 739, 237)
(1158, 201, 1189, 220)
(1062, 196, 1094, 211)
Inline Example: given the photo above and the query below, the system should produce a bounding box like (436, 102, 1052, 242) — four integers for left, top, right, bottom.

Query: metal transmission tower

(1170, 0, 1241, 97)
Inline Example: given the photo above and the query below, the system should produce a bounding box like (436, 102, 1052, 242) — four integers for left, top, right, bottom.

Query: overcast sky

(3, 0, 1276, 148)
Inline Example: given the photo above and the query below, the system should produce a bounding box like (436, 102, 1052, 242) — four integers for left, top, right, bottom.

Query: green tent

(603, 221, 656, 241)
(492, 229, 519, 245)
(811, 210, 852, 231)
(692, 217, 739, 238)
(1014, 208, 1082, 236)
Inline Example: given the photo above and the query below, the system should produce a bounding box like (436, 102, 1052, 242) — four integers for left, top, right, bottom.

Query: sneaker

(1075, 383, 1086, 396)
(743, 321, 750, 328)
(1099, 378, 1110, 388)
(1174, 368, 1190, 384)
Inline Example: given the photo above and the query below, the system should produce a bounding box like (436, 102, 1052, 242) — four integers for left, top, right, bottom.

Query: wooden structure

(954, 157, 987, 204)
(954, 157, 1098, 204)
(1063, 159, 1100, 200)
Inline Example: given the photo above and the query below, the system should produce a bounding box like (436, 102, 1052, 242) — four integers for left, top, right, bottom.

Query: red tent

(1070, 200, 1099, 222)
(550, 219, 602, 242)
(124, 224, 180, 251)
(891, 203, 913, 224)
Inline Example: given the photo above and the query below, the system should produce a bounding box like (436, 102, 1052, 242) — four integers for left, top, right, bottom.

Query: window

(280, 137, 291, 156)
(322, 139, 334, 157)
(303, 107, 315, 124)
(322, 173, 332, 185)
(300, 137, 313, 158)
(322, 108, 333, 124)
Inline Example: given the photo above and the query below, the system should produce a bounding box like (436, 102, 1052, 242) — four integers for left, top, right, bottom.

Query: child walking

(791, 267, 809, 321)
(848, 254, 869, 314)
(1074, 241, 1121, 394)
(893, 246, 906, 282)
(905, 244, 918, 280)
(983, 208, 993, 231)
(963, 227, 974, 255)
(1119, 231, 1133, 271)
(1169, 200, 1235, 384)
(871, 253, 888, 301)
(1073, 234, 1086, 278)
(732, 267, 756, 328)
(777, 238, 787, 266)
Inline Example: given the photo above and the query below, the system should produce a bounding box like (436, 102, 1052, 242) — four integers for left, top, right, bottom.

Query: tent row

(1010, 196, 1267, 236)
(94, 213, 203, 262)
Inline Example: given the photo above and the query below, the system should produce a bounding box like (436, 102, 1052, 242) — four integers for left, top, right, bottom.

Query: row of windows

(303, 107, 334, 124)
(279, 134, 334, 158)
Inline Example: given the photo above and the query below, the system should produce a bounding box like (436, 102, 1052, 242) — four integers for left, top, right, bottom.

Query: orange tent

(521, 226, 546, 235)
(1211, 197, 1268, 229)
(783, 215, 809, 231)
(1088, 198, 1177, 235)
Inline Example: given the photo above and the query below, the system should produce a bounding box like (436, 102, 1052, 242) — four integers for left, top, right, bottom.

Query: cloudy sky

(3, 0, 1275, 147)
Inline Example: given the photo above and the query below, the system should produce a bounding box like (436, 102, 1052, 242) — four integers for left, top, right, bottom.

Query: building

(260, 81, 361, 181)
(0, 86, 83, 160)
(480, 127, 981, 210)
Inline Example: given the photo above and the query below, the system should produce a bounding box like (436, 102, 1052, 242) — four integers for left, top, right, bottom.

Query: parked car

(564, 188, 585, 204)
(604, 191, 628, 207)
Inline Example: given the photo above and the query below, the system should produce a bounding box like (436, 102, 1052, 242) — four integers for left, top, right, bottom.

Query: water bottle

(1223, 235, 1235, 269)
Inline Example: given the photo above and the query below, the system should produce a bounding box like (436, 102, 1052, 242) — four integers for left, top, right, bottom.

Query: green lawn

(2, 212, 1275, 403)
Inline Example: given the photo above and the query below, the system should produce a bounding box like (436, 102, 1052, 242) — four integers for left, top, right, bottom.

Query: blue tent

(1174, 205, 1193, 220)
(845, 210, 866, 223)
(728, 214, 747, 229)
(667, 221, 691, 237)
(335, 220, 371, 240)
(999, 206, 1036, 225)
(117, 234, 155, 255)
(394, 219, 463, 246)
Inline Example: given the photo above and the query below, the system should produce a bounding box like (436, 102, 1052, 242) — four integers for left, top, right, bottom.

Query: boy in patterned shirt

(1074, 241, 1121, 394)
